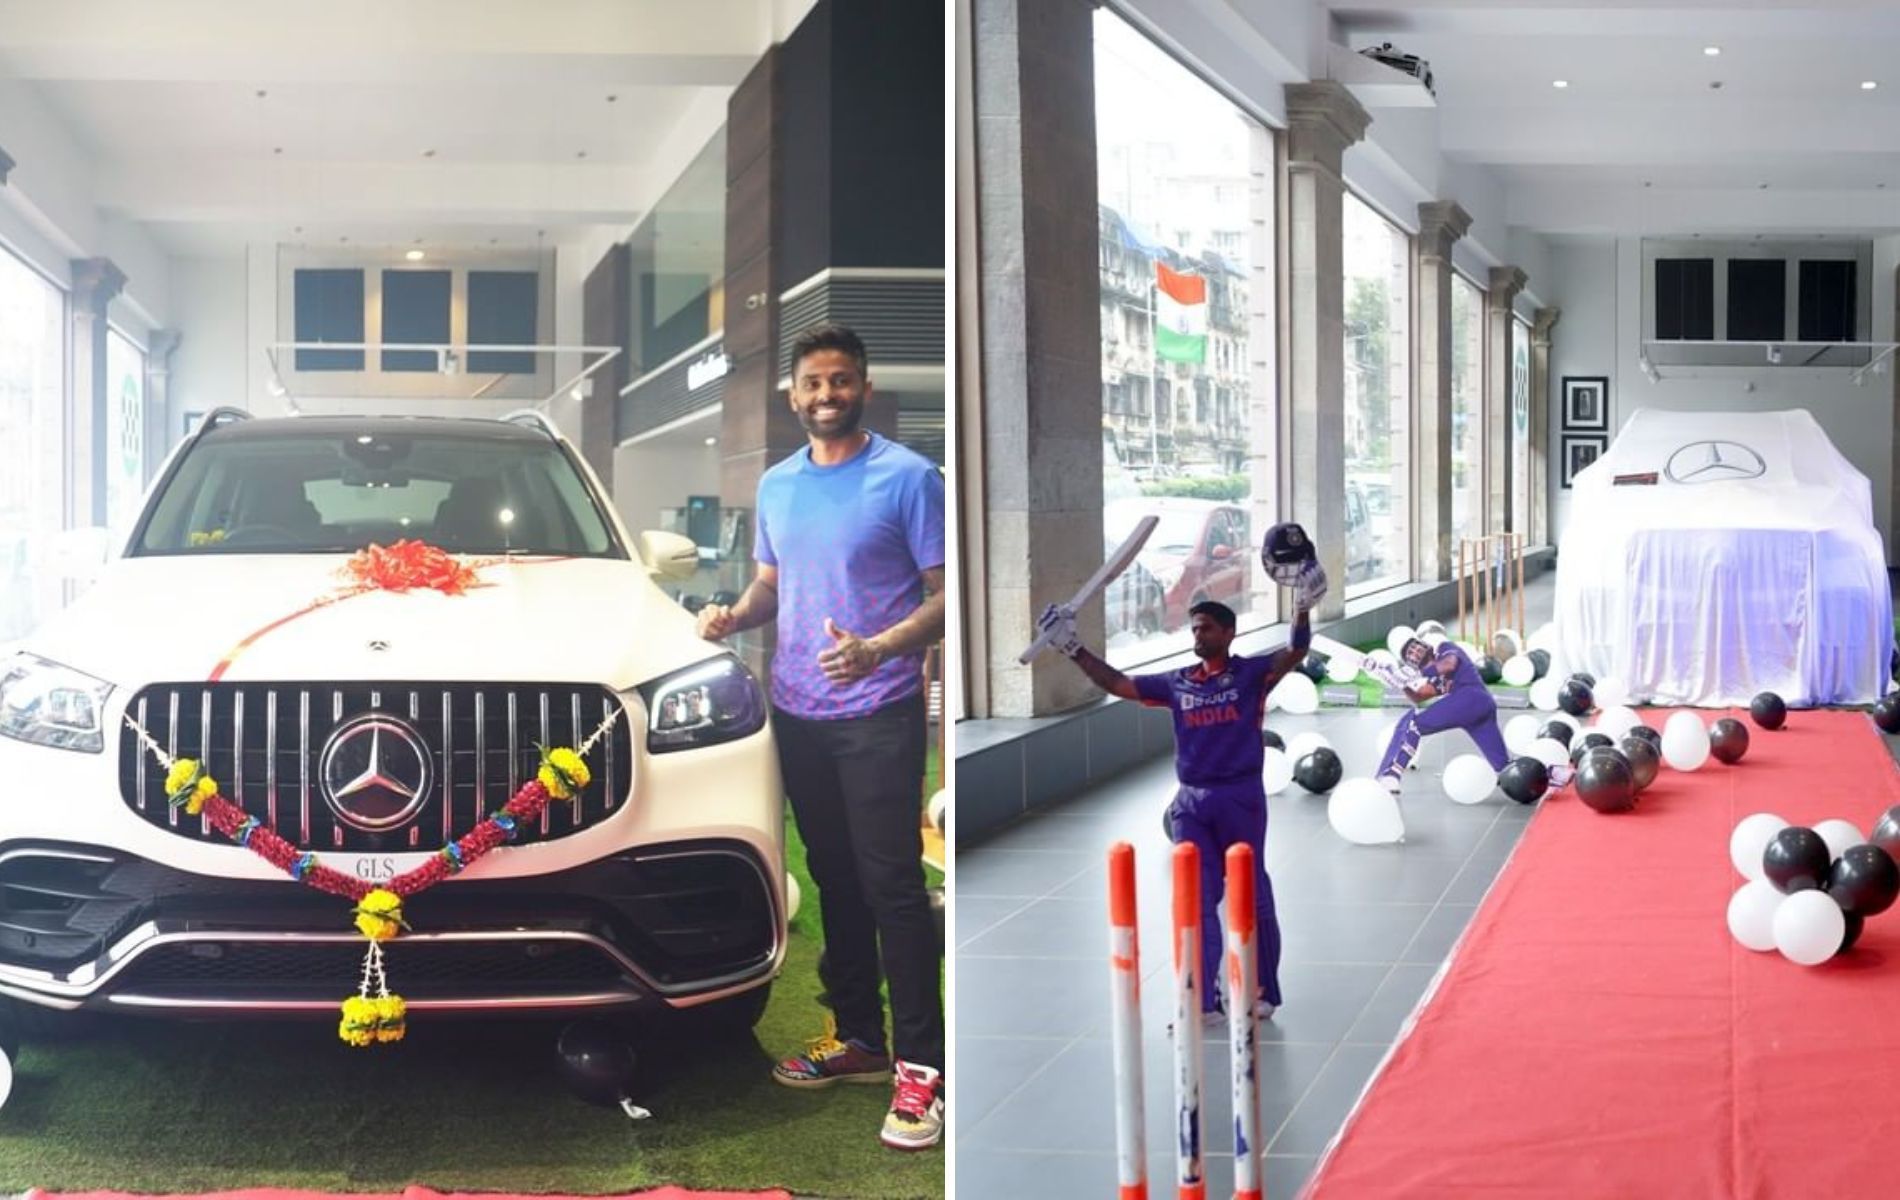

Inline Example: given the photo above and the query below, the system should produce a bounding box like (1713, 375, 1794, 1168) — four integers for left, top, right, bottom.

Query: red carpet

(1306, 709, 1900, 1200)
(29, 1189, 788, 1200)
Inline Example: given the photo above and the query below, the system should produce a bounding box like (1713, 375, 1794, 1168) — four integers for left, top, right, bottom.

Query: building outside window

(0, 249, 65, 642)
(1511, 315, 1531, 538)
(1341, 193, 1412, 598)
(1094, 10, 1276, 666)
(1450, 272, 1485, 548)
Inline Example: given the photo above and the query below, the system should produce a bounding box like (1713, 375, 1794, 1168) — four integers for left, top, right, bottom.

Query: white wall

(1546, 235, 1900, 562)
(166, 254, 249, 442)
(613, 437, 722, 534)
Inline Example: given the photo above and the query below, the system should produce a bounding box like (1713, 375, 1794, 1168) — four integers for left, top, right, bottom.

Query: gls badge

(353, 857, 397, 880)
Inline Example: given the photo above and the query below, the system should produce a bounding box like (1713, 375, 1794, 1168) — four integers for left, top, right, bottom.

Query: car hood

(25, 554, 715, 690)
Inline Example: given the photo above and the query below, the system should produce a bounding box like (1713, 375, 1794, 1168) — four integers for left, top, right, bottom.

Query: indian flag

(1154, 262, 1207, 364)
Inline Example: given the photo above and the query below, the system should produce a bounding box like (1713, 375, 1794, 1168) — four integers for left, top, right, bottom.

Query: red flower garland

(199, 777, 555, 901)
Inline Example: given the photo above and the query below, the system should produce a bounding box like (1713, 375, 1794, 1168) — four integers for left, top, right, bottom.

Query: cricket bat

(1017, 514, 1160, 664)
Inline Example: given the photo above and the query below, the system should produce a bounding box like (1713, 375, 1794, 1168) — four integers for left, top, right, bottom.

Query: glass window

(105, 328, 145, 538)
(1511, 316, 1530, 537)
(0, 249, 65, 642)
(381, 270, 451, 371)
(627, 128, 727, 374)
(1450, 273, 1485, 547)
(466, 271, 539, 374)
(292, 268, 365, 370)
(1094, 10, 1276, 666)
(1342, 194, 1412, 598)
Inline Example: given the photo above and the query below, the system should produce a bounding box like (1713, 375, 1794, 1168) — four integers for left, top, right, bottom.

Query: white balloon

(1386, 624, 1417, 656)
(1813, 818, 1867, 863)
(1504, 714, 1543, 756)
(1727, 879, 1784, 952)
(1501, 654, 1535, 687)
(1326, 650, 1363, 683)
(1422, 631, 1448, 648)
(1774, 889, 1847, 966)
(1271, 672, 1319, 716)
(1529, 677, 1562, 711)
(1328, 778, 1405, 845)
(1593, 676, 1630, 709)
(786, 874, 803, 921)
(1415, 619, 1445, 637)
(1662, 711, 1711, 771)
(1526, 737, 1569, 768)
(1729, 812, 1789, 881)
(1285, 730, 1332, 762)
(1443, 754, 1499, 805)
(1594, 705, 1643, 741)
(1262, 748, 1295, 794)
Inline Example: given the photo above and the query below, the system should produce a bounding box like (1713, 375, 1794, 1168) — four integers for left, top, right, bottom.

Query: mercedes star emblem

(318, 713, 432, 832)
(1664, 440, 1767, 485)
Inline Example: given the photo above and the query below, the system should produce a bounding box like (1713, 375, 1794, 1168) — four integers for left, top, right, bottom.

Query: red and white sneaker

(880, 1060, 944, 1150)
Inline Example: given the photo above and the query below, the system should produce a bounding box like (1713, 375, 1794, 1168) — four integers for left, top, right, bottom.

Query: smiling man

(695, 323, 946, 1150)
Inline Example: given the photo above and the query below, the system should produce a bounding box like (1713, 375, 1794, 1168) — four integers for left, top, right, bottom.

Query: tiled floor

(955, 583, 1560, 1198)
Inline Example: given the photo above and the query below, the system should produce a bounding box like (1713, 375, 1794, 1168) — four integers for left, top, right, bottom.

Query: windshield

(133, 432, 622, 558)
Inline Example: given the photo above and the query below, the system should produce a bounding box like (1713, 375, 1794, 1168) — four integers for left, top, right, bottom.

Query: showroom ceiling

(0, 0, 811, 254)
(1327, 1, 1900, 235)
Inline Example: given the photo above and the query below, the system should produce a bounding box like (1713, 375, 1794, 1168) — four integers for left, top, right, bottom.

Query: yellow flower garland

(164, 759, 219, 816)
(537, 746, 591, 800)
(352, 888, 407, 941)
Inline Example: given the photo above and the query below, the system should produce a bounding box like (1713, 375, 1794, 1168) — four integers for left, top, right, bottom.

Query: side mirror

(44, 527, 112, 581)
(638, 531, 700, 581)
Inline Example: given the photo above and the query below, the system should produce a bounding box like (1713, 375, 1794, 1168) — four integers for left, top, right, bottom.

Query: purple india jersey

(1428, 644, 1487, 695)
(1134, 653, 1275, 786)
(754, 432, 945, 719)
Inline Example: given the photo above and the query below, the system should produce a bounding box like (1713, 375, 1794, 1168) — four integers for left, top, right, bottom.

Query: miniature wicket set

(1108, 841, 1265, 1200)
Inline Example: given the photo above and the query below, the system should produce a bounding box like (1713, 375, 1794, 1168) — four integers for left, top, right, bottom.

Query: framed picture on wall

(1562, 376, 1609, 431)
(1561, 433, 1609, 488)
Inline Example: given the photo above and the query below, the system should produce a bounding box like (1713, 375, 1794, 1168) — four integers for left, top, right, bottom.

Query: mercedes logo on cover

(319, 713, 432, 832)
(1664, 440, 1767, 484)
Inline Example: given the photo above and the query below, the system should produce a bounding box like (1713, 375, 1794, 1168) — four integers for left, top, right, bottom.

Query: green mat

(0, 822, 943, 1199)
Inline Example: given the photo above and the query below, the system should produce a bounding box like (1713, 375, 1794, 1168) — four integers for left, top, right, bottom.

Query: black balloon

(1762, 827, 1833, 895)
(1709, 718, 1749, 764)
(1478, 655, 1503, 685)
(1294, 748, 1344, 793)
(1528, 648, 1552, 679)
(1618, 736, 1661, 791)
(1558, 679, 1595, 717)
(1570, 672, 1598, 689)
(1827, 844, 1900, 916)
(556, 1020, 640, 1107)
(1840, 911, 1866, 954)
(1300, 652, 1329, 683)
(1570, 733, 1615, 767)
(1749, 692, 1788, 731)
(1576, 752, 1636, 813)
(1538, 720, 1574, 749)
(1498, 756, 1549, 804)
(1871, 805, 1900, 860)
(1261, 729, 1286, 752)
(1627, 724, 1663, 751)
(1875, 694, 1900, 734)
(1581, 732, 1615, 751)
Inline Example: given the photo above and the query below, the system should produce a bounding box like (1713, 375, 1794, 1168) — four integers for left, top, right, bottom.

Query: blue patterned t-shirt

(755, 433, 945, 719)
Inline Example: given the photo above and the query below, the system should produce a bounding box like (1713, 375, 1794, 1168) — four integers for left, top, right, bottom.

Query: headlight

(0, 654, 114, 754)
(638, 656, 767, 753)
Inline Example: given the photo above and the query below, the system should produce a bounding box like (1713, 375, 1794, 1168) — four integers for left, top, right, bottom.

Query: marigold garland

(125, 715, 618, 1046)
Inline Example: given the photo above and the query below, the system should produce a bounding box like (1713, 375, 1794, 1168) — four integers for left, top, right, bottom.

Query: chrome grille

(118, 683, 634, 852)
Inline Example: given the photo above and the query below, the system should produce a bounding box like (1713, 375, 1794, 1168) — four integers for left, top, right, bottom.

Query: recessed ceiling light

(1552, 79, 1569, 89)
(405, 249, 425, 261)
(1643, 180, 1653, 188)
(1863, 80, 1879, 90)
(255, 89, 268, 99)
(704, 436, 717, 446)
(1708, 80, 1724, 90)
(1758, 182, 1769, 189)
(1704, 46, 1721, 57)
(576, 150, 588, 159)
(339, 236, 349, 244)
(273, 146, 283, 155)
(606, 94, 618, 103)
(422, 148, 437, 158)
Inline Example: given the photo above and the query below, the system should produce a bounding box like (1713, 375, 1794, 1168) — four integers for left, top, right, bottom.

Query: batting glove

(1037, 602, 1083, 659)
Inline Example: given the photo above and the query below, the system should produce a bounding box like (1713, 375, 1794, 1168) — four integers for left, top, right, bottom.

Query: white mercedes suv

(0, 409, 786, 1031)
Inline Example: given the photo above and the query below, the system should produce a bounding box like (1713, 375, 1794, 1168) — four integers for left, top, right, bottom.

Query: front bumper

(0, 839, 780, 1015)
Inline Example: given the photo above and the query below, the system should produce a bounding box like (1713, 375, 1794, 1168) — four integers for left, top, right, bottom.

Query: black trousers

(774, 691, 943, 1072)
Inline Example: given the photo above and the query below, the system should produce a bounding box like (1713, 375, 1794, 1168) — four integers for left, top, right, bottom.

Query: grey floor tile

(1400, 903, 1481, 964)
(1343, 962, 1443, 1044)
(954, 896, 1033, 948)
(959, 896, 1110, 959)
(958, 952, 1109, 1039)
(1441, 854, 1511, 905)
(1268, 1041, 1393, 1156)
(1280, 850, 1467, 906)
(1276, 902, 1432, 964)
(950, 1148, 1117, 1199)
(955, 1035, 1073, 1129)
(957, 847, 1095, 898)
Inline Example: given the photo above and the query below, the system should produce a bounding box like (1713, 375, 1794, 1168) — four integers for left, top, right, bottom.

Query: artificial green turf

(0, 820, 943, 1198)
